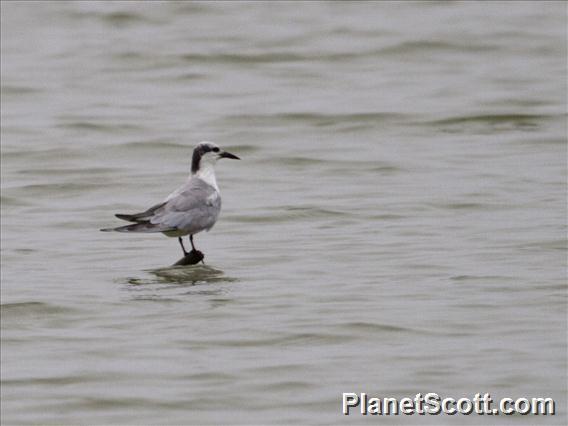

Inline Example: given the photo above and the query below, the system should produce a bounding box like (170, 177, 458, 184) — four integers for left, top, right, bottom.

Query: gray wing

(149, 178, 221, 234)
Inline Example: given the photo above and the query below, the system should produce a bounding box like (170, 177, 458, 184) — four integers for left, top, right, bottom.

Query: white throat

(194, 162, 219, 192)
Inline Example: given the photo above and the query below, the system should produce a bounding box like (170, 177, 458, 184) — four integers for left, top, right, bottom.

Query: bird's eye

(212, 147, 220, 153)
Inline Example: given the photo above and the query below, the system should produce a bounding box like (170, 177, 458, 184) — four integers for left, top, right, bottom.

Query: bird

(101, 141, 240, 259)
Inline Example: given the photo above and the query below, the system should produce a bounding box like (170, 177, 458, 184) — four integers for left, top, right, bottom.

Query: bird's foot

(174, 249, 205, 266)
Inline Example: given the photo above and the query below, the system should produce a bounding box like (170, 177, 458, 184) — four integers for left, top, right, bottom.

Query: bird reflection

(125, 264, 237, 296)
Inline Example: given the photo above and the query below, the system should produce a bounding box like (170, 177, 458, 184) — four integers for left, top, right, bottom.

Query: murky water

(1, 2, 566, 424)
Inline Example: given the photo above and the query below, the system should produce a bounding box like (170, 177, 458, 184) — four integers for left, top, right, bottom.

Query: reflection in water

(123, 265, 238, 300)
(149, 264, 233, 285)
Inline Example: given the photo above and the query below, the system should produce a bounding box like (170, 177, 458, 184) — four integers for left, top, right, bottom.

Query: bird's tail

(100, 222, 173, 233)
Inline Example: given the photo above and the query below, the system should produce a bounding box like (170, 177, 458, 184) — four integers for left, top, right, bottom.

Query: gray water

(1, 1, 566, 425)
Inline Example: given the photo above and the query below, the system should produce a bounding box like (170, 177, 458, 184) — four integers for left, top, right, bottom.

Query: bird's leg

(189, 235, 205, 264)
(178, 237, 189, 255)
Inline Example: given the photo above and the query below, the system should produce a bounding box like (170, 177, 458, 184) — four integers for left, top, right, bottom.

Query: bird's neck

(193, 163, 219, 192)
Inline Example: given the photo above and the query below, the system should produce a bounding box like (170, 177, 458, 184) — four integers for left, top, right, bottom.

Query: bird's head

(191, 141, 240, 174)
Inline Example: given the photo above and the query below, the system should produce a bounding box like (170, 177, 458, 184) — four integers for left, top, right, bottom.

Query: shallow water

(1, 2, 566, 425)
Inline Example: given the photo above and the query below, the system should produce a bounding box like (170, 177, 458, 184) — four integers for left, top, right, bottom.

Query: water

(1, 1, 566, 424)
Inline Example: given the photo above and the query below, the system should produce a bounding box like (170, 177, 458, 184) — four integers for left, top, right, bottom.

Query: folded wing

(115, 201, 167, 222)
(103, 178, 221, 235)
(150, 180, 221, 233)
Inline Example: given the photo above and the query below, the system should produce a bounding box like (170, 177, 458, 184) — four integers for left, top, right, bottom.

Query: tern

(101, 141, 240, 257)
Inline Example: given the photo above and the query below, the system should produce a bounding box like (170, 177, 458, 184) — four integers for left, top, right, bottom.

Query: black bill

(220, 151, 240, 160)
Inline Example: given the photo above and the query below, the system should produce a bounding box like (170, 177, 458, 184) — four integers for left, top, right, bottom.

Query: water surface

(1, 2, 566, 424)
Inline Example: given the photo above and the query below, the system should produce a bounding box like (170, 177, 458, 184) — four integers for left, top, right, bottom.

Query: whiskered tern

(101, 141, 240, 257)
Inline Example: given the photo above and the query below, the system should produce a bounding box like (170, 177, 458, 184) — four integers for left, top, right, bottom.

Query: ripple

(179, 371, 237, 383)
(173, 72, 208, 81)
(2, 147, 84, 160)
(119, 140, 189, 151)
(281, 205, 350, 217)
(13, 182, 103, 194)
(103, 11, 150, 25)
(274, 156, 328, 166)
(0, 302, 79, 320)
(422, 113, 563, 133)
(184, 331, 358, 348)
(432, 113, 555, 125)
(67, 10, 159, 26)
(16, 166, 120, 176)
(266, 156, 403, 174)
(224, 112, 409, 128)
(1, 373, 116, 387)
(0, 85, 42, 96)
(450, 275, 516, 282)
(181, 52, 308, 65)
(518, 239, 567, 251)
(0, 195, 33, 207)
(379, 39, 501, 55)
(228, 205, 352, 224)
(258, 380, 315, 391)
(56, 120, 143, 133)
(427, 201, 511, 211)
(337, 321, 419, 334)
